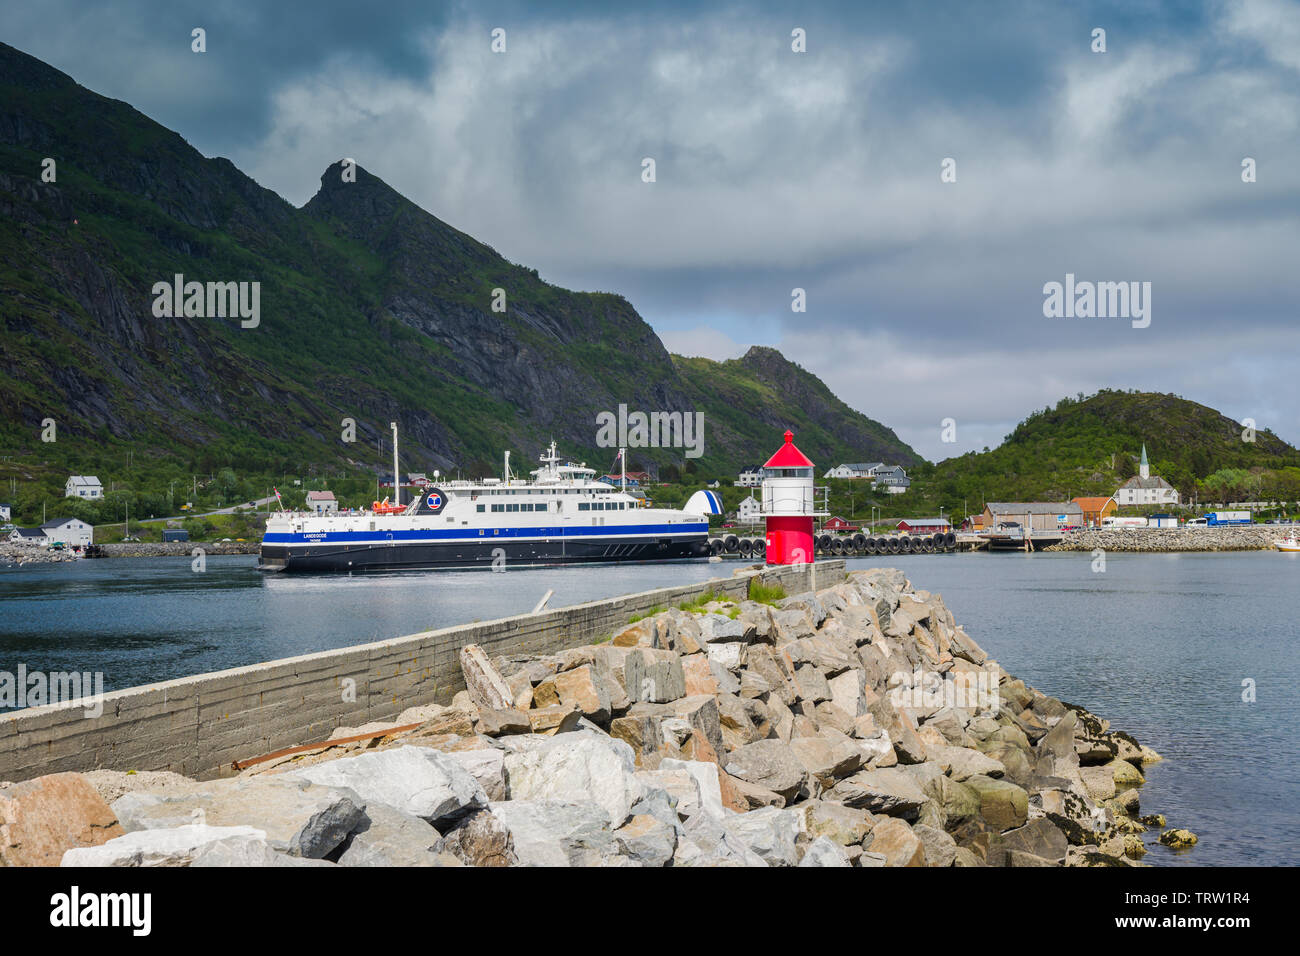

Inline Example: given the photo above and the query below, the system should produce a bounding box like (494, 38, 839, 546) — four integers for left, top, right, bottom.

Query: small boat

(1274, 536, 1300, 552)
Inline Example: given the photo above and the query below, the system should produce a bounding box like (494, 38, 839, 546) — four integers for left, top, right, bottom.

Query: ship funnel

(683, 490, 724, 516)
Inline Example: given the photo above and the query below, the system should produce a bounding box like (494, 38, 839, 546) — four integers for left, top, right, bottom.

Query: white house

(41, 517, 93, 548)
(0, 503, 10, 523)
(65, 475, 104, 500)
(736, 494, 762, 524)
(8, 527, 48, 546)
(824, 462, 883, 480)
(874, 465, 911, 494)
(306, 490, 339, 514)
(736, 466, 764, 488)
(1115, 445, 1180, 506)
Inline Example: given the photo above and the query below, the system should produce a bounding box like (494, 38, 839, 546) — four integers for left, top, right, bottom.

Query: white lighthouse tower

(762, 430, 824, 564)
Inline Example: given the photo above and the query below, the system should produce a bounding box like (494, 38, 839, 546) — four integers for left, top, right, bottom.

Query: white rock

(191, 837, 336, 867)
(722, 806, 800, 866)
(62, 825, 267, 867)
(799, 835, 852, 867)
(110, 777, 365, 858)
(674, 812, 768, 867)
(660, 758, 725, 821)
(488, 800, 619, 867)
(444, 748, 507, 801)
(503, 734, 644, 827)
(288, 745, 486, 825)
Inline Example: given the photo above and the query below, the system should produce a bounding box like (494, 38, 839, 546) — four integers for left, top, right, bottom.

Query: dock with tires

(707, 531, 961, 558)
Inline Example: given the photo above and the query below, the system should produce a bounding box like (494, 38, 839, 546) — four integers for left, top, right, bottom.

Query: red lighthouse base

(765, 515, 815, 565)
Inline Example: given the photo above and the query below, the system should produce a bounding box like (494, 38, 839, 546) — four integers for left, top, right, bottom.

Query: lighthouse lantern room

(762, 430, 825, 565)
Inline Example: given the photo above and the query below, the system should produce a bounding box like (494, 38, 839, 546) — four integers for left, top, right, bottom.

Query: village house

(873, 465, 911, 494)
(823, 462, 883, 480)
(1115, 445, 1180, 506)
(8, 527, 49, 546)
(822, 515, 860, 533)
(982, 501, 1083, 532)
(0, 503, 10, 524)
(736, 494, 762, 524)
(897, 516, 952, 534)
(736, 466, 764, 488)
(306, 490, 339, 514)
(64, 475, 103, 500)
(41, 517, 94, 548)
(1072, 495, 1119, 527)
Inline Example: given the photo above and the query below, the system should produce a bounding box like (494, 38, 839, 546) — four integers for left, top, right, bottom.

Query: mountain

(675, 347, 923, 468)
(915, 389, 1300, 507)
(0, 41, 918, 491)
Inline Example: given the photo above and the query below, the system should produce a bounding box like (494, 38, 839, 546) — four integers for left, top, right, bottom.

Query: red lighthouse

(762, 430, 821, 565)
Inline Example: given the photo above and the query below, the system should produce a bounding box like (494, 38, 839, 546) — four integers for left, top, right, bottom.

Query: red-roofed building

(897, 517, 951, 534)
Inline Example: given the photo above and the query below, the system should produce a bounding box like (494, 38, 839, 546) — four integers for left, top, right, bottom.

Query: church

(1115, 445, 1180, 506)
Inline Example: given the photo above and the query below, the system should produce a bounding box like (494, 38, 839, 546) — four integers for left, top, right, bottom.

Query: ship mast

(390, 421, 400, 507)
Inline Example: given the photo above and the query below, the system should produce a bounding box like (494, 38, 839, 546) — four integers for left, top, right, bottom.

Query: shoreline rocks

(7, 567, 1190, 867)
(1047, 527, 1281, 552)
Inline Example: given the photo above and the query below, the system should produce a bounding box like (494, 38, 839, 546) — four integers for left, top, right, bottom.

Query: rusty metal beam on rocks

(231, 721, 424, 772)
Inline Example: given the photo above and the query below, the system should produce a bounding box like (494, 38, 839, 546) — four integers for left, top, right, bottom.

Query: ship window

(579, 503, 589, 511)
(491, 504, 503, 513)
(507, 503, 519, 512)
(476, 505, 485, 512)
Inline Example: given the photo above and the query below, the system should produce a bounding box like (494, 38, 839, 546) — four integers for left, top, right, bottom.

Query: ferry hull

(258, 535, 710, 573)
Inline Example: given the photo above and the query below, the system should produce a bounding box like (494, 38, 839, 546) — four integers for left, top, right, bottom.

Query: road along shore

(1047, 526, 1285, 552)
(0, 567, 1189, 867)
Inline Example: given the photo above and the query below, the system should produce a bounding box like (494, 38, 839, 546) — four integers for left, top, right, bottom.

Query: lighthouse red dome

(763, 429, 814, 468)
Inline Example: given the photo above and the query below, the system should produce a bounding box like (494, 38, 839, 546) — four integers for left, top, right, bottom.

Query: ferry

(258, 440, 721, 573)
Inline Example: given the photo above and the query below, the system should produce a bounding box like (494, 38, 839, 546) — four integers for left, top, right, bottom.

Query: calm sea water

(1, 550, 1296, 866)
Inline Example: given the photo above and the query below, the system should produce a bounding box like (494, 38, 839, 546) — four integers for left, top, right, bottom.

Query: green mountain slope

(675, 347, 923, 469)
(913, 389, 1300, 509)
(0, 39, 919, 518)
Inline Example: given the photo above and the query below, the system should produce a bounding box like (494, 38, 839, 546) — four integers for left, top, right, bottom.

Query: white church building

(1115, 445, 1180, 506)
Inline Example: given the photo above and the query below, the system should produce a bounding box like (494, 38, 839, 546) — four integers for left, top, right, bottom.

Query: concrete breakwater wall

(1048, 526, 1284, 552)
(0, 561, 843, 784)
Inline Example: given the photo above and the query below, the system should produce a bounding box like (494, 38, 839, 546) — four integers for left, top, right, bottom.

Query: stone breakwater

(94, 541, 260, 558)
(0, 544, 79, 566)
(0, 568, 1188, 868)
(1047, 527, 1282, 552)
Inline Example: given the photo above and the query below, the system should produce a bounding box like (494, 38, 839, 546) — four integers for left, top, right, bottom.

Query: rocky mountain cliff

(0, 41, 918, 479)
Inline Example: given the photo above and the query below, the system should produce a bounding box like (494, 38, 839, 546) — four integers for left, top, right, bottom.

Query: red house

(897, 517, 952, 534)
(823, 516, 860, 532)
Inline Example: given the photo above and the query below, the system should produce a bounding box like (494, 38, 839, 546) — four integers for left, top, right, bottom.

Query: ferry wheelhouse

(258, 442, 718, 573)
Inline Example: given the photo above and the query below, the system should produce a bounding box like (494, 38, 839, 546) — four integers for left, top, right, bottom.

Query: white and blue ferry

(258, 442, 722, 573)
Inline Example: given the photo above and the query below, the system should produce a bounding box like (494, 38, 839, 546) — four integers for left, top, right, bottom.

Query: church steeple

(1139, 444, 1149, 480)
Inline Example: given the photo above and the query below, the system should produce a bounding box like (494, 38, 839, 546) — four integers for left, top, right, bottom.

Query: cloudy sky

(5, 0, 1298, 460)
